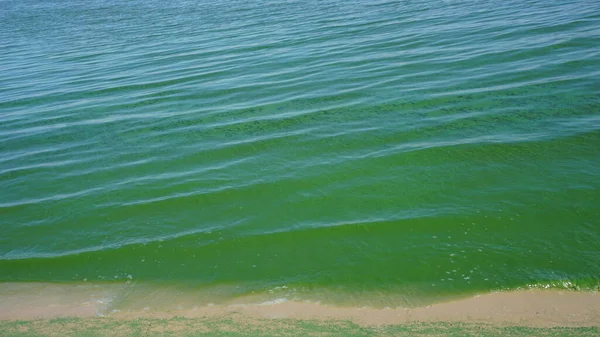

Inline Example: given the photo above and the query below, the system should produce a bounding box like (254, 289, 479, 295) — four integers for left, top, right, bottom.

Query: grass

(0, 317, 598, 337)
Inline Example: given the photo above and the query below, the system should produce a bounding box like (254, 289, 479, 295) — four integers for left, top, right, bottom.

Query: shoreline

(1, 283, 599, 327)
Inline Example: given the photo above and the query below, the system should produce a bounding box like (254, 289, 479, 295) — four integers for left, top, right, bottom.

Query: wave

(1, 0, 599, 300)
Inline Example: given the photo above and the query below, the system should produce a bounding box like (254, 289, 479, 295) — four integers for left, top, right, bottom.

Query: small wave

(258, 298, 289, 305)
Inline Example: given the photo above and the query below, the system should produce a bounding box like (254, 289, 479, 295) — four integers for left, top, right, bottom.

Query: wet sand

(1, 283, 599, 327)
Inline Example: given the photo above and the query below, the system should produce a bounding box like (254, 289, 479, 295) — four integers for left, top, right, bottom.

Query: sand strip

(1, 283, 598, 327)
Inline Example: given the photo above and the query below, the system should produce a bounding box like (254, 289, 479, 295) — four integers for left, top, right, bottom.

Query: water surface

(1, 0, 600, 306)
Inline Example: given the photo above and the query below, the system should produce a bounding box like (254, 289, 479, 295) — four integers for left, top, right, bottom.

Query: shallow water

(1, 0, 599, 306)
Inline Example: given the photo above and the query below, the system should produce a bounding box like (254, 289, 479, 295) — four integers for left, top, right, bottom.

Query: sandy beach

(1, 283, 599, 327)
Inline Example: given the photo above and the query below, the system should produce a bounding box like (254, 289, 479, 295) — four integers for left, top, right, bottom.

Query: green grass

(1, 317, 598, 337)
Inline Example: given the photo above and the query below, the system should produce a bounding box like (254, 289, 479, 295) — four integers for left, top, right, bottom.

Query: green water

(1, 0, 600, 306)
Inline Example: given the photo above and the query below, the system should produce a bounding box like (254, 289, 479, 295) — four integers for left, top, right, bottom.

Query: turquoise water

(1, 0, 600, 306)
